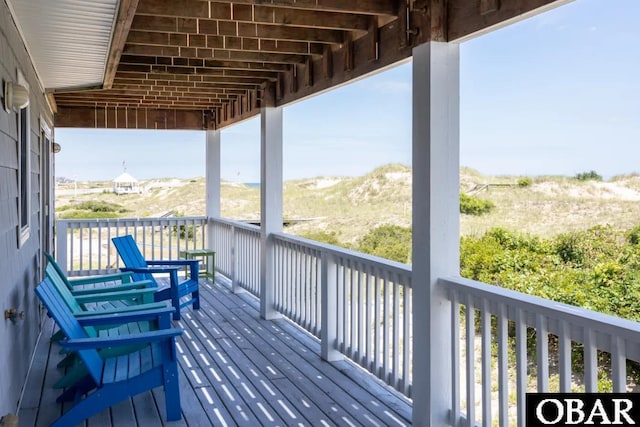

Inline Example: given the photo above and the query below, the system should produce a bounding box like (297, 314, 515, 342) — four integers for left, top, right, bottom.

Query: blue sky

(55, 0, 639, 182)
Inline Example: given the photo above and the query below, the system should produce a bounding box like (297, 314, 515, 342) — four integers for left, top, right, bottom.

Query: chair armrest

(73, 302, 169, 318)
(75, 306, 175, 326)
(147, 260, 200, 279)
(121, 266, 180, 274)
(70, 281, 153, 296)
(74, 287, 158, 304)
(147, 259, 199, 267)
(68, 272, 135, 286)
(61, 328, 183, 350)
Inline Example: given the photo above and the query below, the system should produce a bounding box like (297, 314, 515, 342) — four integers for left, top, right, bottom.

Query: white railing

(444, 276, 640, 427)
(206, 218, 413, 397)
(209, 218, 261, 297)
(56, 217, 207, 275)
(272, 233, 413, 397)
(56, 215, 640, 417)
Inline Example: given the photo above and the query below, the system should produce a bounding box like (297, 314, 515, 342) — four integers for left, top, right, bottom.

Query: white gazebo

(112, 172, 140, 195)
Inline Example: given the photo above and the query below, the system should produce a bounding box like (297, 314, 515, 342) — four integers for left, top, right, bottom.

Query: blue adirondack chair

(112, 235, 200, 320)
(35, 278, 183, 426)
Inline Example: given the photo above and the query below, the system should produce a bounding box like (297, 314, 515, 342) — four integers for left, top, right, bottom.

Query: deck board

(19, 277, 412, 426)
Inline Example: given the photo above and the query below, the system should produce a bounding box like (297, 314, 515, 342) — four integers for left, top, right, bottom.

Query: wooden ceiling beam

(104, 0, 140, 89)
(134, 3, 372, 31)
(115, 69, 279, 80)
(120, 48, 308, 65)
(113, 76, 266, 86)
(136, 0, 398, 18)
(118, 59, 289, 73)
(127, 31, 325, 56)
(55, 106, 214, 130)
(131, 15, 347, 44)
(223, 0, 398, 16)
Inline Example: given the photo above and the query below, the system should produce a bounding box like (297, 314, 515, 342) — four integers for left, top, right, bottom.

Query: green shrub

(460, 193, 495, 215)
(356, 224, 411, 263)
(517, 177, 532, 187)
(575, 170, 603, 181)
(300, 231, 342, 246)
(627, 225, 640, 245)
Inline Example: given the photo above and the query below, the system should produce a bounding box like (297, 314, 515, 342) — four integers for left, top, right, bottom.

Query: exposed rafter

(104, 0, 140, 89)
(52, 0, 570, 129)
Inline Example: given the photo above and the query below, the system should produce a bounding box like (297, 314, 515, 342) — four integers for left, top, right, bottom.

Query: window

(17, 71, 30, 247)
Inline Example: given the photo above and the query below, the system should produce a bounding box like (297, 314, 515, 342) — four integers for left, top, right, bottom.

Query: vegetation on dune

(57, 200, 129, 219)
(575, 170, 603, 182)
(459, 192, 495, 215)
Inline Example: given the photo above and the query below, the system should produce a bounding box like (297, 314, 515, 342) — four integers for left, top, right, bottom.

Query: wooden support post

(260, 106, 283, 320)
(411, 41, 460, 427)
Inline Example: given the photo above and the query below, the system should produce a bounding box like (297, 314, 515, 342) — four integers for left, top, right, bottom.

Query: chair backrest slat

(112, 235, 156, 284)
(44, 264, 99, 337)
(44, 251, 72, 288)
(35, 279, 104, 383)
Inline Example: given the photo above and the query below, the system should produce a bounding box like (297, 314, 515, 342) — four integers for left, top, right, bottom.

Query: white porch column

(412, 42, 460, 426)
(205, 130, 221, 251)
(260, 107, 283, 320)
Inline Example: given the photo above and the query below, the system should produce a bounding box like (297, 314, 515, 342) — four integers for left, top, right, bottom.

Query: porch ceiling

(10, 0, 566, 130)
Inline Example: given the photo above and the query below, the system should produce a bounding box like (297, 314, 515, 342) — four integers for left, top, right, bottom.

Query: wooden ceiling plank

(136, 0, 209, 18)
(251, 5, 371, 31)
(104, 0, 140, 89)
(128, 31, 324, 55)
(215, 0, 398, 16)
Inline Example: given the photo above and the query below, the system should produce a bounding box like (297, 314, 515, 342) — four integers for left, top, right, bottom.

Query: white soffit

(7, 0, 119, 90)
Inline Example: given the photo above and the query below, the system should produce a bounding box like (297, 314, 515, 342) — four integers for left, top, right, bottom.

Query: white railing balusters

(392, 271, 400, 388)
(481, 299, 491, 427)
(446, 277, 640, 425)
(451, 289, 461, 427)
(383, 271, 391, 384)
(515, 307, 526, 427)
(56, 217, 208, 275)
(559, 320, 571, 392)
(612, 336, 626, 392)
(536, 314, 549, 392)
(584, 329, 597, 392)
(465, 295, 476, 427)
(264, 231, 412, 395)
(497, 304, 508, 427)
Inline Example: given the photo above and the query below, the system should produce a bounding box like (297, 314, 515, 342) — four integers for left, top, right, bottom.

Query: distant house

(113, 172, 141, 195)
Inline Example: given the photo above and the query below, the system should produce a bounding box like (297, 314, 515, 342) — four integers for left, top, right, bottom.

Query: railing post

(321, 251, 342, 361)
(56, 220, 69, 274)
(412, 41, 460, 426)
(231, 225, 241, 293)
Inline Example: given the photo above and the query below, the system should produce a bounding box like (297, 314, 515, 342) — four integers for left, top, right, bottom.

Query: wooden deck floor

(19, 277, 412, 426)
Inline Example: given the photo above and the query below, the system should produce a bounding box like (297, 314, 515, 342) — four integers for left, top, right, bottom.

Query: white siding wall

(0, 1, 52, 415)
